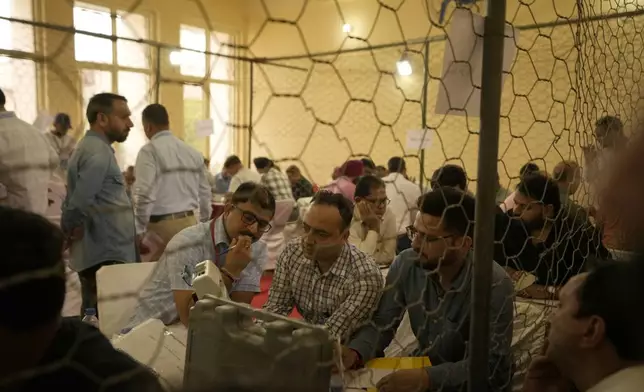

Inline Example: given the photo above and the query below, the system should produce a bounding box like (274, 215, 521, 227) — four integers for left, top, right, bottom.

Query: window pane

(183, 85, 207, 156)
(80, 69, 112, 129)
(74, 4, 113, 64)
(0, 57, 37, 122)
(0, 0, 34, 52)
(210, 32, 234, 81)
(116, 12, 148, 68)
(117, 71, 149, 168)
(179, 25, 206, 77)
(209, 83, 232, 168)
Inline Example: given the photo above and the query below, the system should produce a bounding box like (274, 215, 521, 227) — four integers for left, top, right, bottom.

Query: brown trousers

(146, 215, 198, 261)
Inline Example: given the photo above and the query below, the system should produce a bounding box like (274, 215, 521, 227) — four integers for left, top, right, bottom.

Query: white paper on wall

(195, 119, 214, 137)
(33, 111, 55, 133)
(435, 8, 519, 116)
(406, 129, 433, 150)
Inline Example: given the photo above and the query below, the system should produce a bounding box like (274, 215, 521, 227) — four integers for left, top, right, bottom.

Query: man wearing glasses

(341, 187, 514, 392)
(123, 182, 274, 330)
(349, 175, 397, 266)
(262, 191, 383, 343)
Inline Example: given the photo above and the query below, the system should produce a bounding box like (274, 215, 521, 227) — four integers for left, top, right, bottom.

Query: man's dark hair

(231, 182, 276, 214)
(519, 162, 540, 177)
(311, 190, 354, 231)
(141, 103, 170, 126)
(86, 93, 127, 124)
(361, 158, 376, 170)
(387, 157, 406, 173)
(0, 87, 5, 106)
(595, 115, 623, 133)
(253, 157, 273, 170)
(285, 165, 300, 175)
(430, 164, 467, 191)
(354, 175, 385, 199)
(576, 259, 644, 361)
(516, 172, 561, 215)
(224, 155, 242, 169)
(418, 187, 475, 237)
(0, 207, 66, 330)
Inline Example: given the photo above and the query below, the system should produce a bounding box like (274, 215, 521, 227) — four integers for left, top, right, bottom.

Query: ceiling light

(396, 54, 412, 76)
(342, 23, 352, 33)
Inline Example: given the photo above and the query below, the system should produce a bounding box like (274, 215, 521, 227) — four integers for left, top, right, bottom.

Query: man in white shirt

(133, 104, 212, 261)
(226, 155, 262, 193)
(523, 259, 644, 392)
(381, 157, 421, 253)
(0, 88, 57, 214)
(349, 175, 396, 266)
(44, 113, 76, 178)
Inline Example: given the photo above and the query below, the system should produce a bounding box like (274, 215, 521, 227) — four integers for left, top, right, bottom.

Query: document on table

(345, 368, 396, 389)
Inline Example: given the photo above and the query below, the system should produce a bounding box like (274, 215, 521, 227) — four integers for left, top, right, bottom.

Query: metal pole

(419, 42, 430, 192)
(248, 62, 255, 169)
(469, 0, 507, 391)
(154, 45, 161, 103)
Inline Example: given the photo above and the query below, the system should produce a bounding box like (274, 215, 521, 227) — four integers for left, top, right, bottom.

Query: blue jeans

(78, 261, 123, 318)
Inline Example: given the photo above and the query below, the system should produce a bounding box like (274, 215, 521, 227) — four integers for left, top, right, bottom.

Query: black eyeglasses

(365, 197, 390, 208)
(406, 226, 453, 243)
(234, 205, 272, 233)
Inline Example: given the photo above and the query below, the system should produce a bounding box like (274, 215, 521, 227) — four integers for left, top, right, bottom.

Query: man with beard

(123, 182, 274, 330)
(523, 260, 644, 392)
(62, 93, 137, 315)
(262, 191, 383, 343)
(342, 187, 514, 392)
(504, 172, 607, 300)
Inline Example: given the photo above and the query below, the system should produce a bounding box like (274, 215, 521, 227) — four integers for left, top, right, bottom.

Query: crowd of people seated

(1, 85, 644, 392)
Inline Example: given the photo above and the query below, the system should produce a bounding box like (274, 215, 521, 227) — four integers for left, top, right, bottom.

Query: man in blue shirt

(62, 93, 137, 316)
(343, 187, 514, 392)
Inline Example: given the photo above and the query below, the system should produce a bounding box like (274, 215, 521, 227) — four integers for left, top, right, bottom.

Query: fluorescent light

(342, 23, 352, 33)
(396, 59, 412, 76)
(169, 51, 183, 66)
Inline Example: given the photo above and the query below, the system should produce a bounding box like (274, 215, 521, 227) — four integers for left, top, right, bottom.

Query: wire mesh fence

(1, 0, 644, 391)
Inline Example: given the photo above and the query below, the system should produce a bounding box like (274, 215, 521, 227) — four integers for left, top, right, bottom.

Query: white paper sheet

(33, 111, 54, 133)
(435, 8, 519, 116)
(195, 119, 214, 137)
(406, 129, 433, 150)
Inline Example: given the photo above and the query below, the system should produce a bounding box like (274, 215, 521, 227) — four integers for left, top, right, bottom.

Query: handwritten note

(406, 129, 433, 150)
(195, 119, 214, 137)
(435, 8, 519, 116)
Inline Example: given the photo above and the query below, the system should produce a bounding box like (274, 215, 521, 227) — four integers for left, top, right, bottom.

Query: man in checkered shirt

(253, 157, 294, 201)
(262, 191, 384, 342)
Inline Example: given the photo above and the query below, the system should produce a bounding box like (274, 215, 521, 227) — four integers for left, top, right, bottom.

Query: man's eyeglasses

(406, 226, 453, 243)
(235, 205, 272, 233)
(365, 197, 390, 208)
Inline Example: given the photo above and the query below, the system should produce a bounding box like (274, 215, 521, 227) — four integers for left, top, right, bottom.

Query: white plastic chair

(96, 262, 158, 338)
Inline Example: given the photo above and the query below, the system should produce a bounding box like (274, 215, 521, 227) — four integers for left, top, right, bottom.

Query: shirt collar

(0, 111, 16, 119)
(151, 130, 172, 140)
(86, 130, 115, 152)
(588, 365, 644, 392)
(213, 217, 229, 247)
(324, 243, 351, 278)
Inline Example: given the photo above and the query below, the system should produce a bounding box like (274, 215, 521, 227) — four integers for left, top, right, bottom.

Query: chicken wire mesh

(0, 0, 643, 391)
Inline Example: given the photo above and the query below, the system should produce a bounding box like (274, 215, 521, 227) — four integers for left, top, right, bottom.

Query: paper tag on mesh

(406, 129, 433, 150)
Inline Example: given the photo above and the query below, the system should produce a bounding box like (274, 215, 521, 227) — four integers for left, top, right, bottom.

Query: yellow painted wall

(244, 0, 644, 192)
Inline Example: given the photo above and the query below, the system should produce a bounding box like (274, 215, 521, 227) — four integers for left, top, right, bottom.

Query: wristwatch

(220, 267, 240, 283)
